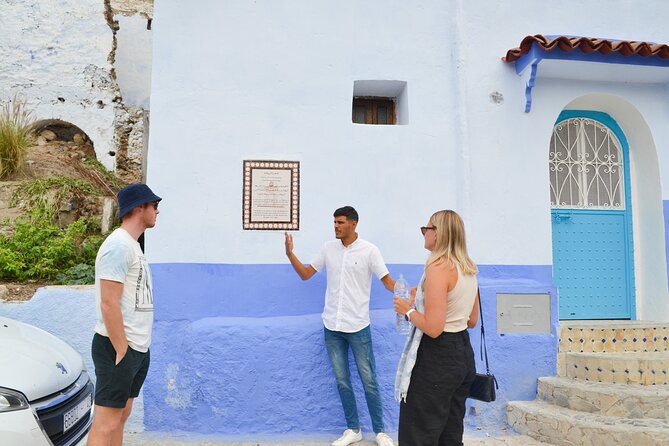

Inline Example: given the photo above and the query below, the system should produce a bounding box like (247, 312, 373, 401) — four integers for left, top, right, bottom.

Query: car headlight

(0, 387, 29, 412)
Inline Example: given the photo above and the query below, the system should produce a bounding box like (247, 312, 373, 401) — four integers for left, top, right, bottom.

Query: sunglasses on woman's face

(420, 226, 436, 235)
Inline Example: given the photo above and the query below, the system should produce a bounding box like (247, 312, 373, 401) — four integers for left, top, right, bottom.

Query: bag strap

(478, 287, 492, 375)
(476, 288, 498, 389)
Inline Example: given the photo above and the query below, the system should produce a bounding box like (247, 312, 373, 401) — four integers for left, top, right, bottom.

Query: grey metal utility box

(496, 293, 551, 334)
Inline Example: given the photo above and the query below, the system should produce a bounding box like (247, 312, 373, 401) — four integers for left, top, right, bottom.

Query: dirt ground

(0, 281, 52, 301)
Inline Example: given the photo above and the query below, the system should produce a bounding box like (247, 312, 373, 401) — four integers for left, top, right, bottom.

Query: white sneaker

(332, 428, 363, 446)
(375, 432, 395, 446)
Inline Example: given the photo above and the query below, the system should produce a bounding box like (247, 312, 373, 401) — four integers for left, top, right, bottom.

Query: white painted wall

(148, 0, 669, 284)
(0, 0, 118, 169)
(456, 0, 669, 266)
(456, 0, 669, 317)
(115, 14, 152, 108)
(148, 0, 459, 264)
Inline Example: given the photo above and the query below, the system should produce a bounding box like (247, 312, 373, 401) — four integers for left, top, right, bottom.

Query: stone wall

(0, 0, 118, 169)
(0, 0, 153, 183)
(111, 0, 154, 19)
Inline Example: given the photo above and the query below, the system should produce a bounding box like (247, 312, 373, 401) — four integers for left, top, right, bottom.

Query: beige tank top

(443, 263, 478, 332)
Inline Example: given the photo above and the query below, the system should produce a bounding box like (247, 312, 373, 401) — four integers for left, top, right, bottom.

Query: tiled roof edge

(502, 34, 669, 63)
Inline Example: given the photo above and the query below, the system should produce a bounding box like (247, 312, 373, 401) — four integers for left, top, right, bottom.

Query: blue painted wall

(0, 265, 557, 436)
(468, 267, 558, 432)
(143, 263, 557, 436)
(0, 267, 557, 437)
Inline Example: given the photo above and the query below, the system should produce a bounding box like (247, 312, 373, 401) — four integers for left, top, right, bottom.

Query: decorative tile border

(559, 326, 669, 353)
(565, 352, 669, 385)
(242, 160, 300, 230)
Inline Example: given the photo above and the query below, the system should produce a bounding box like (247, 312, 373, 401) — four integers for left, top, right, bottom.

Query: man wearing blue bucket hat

(88, 183, 161, 446)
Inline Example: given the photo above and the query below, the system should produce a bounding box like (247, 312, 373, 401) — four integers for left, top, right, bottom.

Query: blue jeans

(324, 325, 385, 434)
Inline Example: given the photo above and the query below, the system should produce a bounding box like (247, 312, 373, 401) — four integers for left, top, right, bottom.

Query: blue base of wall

(146, 263, 557, 436)
(0, 265, 557, 437)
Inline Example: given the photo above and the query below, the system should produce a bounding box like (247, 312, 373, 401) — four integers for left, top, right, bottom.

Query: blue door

(550, 111, 635, 320)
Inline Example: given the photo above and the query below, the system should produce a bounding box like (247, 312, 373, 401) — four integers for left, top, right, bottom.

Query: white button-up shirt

(311, 237, 389, 333)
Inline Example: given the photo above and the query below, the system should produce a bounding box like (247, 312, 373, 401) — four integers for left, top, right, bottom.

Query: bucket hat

(118, 183, 162, 221)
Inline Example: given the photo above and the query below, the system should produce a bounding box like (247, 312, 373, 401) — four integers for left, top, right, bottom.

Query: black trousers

(399, 330, 476, 446)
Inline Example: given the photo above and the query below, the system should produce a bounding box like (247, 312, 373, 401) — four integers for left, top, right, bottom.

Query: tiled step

(562, 352, 669, 385)
(559, 321, 669, 354)
(538, 376, 669, 419)
(507, 400, 669, 445)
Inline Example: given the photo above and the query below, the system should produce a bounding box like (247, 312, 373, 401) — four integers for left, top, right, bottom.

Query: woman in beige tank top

(394, 210, 479, 445)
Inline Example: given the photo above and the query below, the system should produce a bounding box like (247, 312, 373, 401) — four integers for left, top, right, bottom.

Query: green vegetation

(0, 98, 124, 286)
(1, 176, 113, 284)
(13, 176, 99, 222)
(0, 95, 34, 179)
(84, 159, 125, 191)
(0, 217, 103, 283)
(56, 262, 97, 285)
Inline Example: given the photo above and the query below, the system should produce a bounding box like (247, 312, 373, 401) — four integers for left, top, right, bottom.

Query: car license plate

(63, 394, 92, 432)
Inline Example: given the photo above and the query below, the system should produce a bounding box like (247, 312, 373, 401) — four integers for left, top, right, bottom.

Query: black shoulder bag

(468, 288, 499, 402)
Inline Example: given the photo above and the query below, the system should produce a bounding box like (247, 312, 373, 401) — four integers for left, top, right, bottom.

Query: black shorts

(91, 333, 150, 408)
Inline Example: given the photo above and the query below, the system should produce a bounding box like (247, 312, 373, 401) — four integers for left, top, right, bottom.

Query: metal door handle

(553, 213, 572, 223)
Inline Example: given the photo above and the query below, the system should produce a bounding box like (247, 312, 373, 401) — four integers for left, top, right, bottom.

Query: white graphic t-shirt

(94, 228, 154, 352)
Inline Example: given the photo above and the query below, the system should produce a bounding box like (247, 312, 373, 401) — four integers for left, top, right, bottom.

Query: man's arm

(285, 232, 317, 280)
(369, 246, 395, 292)
(99, 279, 128, 364)
(380, 274, 395, 292)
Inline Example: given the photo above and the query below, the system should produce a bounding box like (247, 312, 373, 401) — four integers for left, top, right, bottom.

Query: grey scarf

(394, 272, 426, 402)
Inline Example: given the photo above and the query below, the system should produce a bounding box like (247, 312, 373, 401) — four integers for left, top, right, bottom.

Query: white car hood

(0, 316, 83, 401)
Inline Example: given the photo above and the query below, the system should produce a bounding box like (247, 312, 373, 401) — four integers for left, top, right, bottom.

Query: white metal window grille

(549, 118, 624, 209)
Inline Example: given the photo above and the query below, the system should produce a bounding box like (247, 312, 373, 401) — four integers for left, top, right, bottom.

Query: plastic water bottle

(395, 274, 411, 334)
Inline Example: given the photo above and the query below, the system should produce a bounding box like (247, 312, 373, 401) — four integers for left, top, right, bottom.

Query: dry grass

(0, 94, 35, 179)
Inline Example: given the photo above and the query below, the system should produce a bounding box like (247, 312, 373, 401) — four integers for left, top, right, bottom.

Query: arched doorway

(550, 110, 635, 320)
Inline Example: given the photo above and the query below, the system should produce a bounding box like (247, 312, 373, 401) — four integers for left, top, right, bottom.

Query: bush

(4, 175, 115, 284)
(0, 216, 104, 282)
(13, 176, 99, 222)
(56, 263, 96, 285)
(0, 95, 34, 179)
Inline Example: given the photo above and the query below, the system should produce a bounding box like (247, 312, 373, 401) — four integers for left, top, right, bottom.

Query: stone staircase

(507, 321, 669, 445)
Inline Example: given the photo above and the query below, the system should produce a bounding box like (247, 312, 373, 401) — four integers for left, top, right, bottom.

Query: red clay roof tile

(503, 34, 669, 62)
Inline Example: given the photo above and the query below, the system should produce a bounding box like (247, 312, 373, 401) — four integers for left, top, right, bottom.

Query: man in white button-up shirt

(285, 206, 396, 446)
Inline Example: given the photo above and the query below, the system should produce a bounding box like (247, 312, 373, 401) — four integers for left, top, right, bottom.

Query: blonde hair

(425, 210, 478, 275)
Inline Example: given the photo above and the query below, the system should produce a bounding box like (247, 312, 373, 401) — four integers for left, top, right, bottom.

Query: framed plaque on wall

(243, 160, 300, 230)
